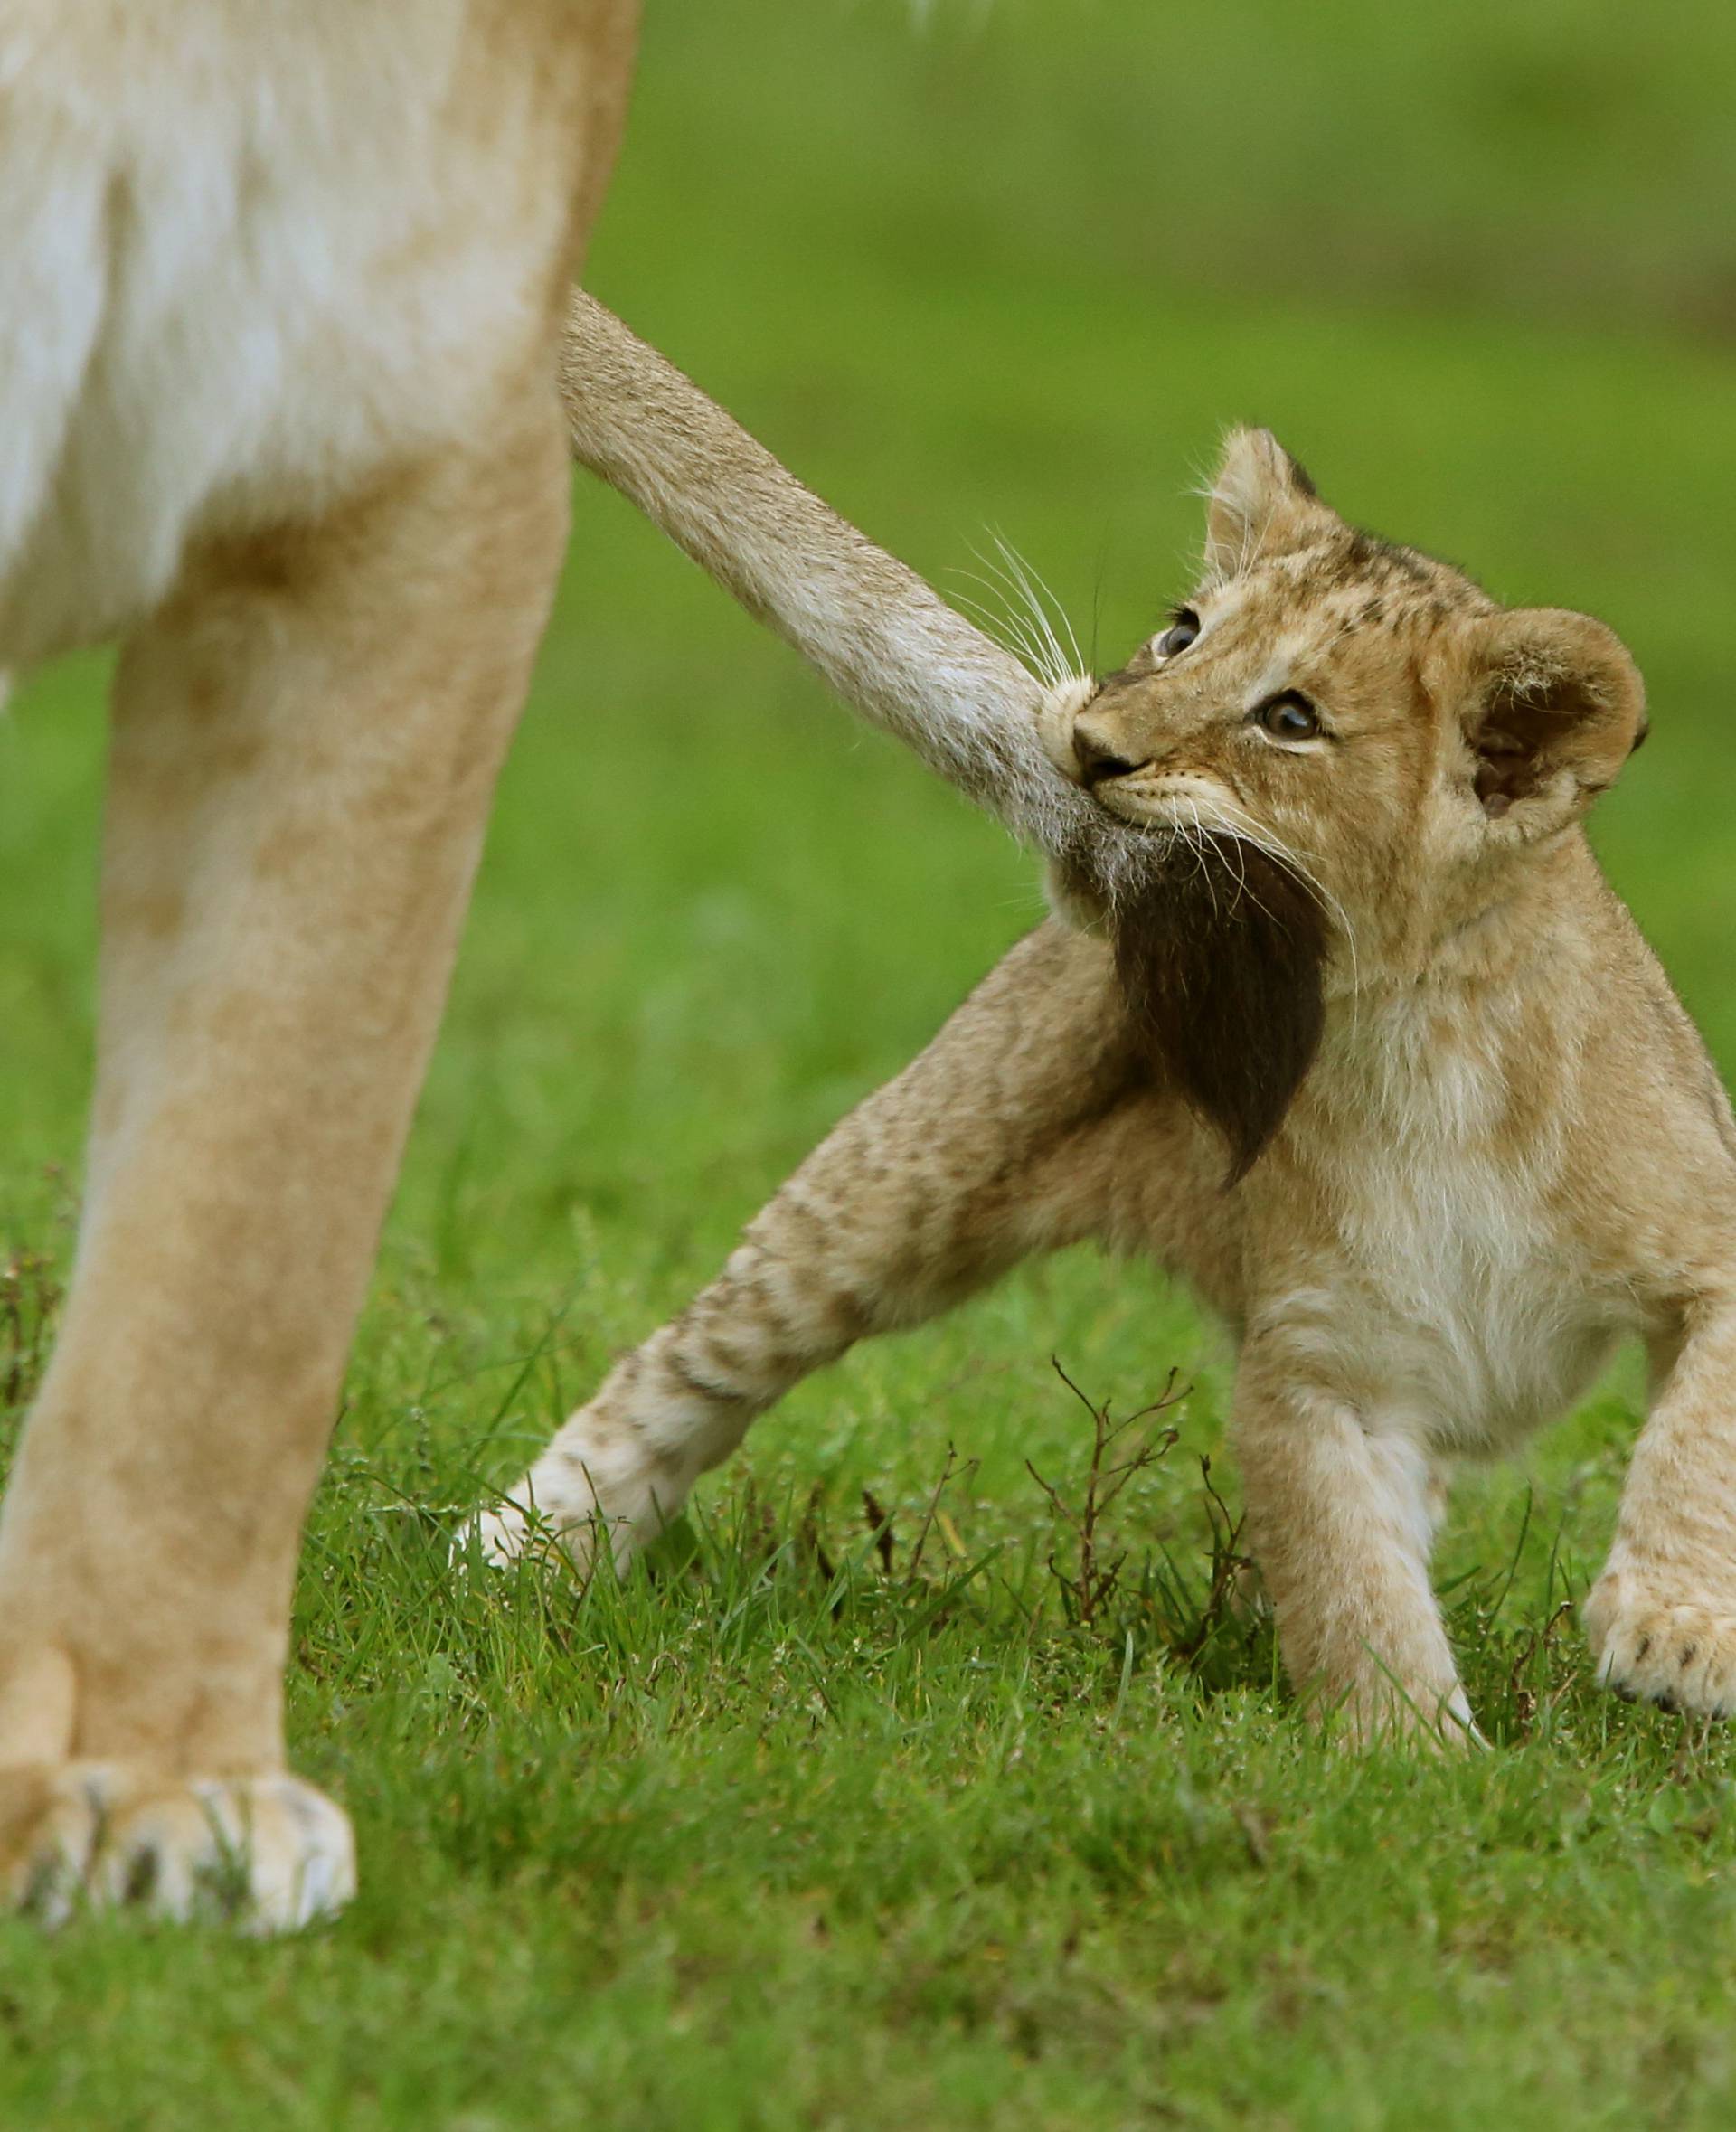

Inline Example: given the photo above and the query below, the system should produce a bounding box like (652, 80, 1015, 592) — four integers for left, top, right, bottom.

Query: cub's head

(1046, 428, 1647, 1178)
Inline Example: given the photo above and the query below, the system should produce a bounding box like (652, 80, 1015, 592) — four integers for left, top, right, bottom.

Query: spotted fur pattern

(476, 431, 1736, 1744)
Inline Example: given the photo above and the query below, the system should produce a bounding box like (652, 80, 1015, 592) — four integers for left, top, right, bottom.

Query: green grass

(5, 1, 1736, 2124)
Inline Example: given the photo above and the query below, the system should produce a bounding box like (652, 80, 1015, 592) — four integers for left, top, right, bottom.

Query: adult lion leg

(0, 397, 571, 1927)
(470, 925, 1146, 1572)
(1586, 1291, 1736, 1714)
(1232, 1364, 1475, 1746)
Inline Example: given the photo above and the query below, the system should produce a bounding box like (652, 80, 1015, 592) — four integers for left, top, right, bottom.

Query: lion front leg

(1231, 1358, 1475, 1747)
(1586, 1289, 1736, 1715)
(0, 396, 571, 1929)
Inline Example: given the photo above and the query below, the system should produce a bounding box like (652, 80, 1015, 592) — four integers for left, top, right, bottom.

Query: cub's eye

(1254, 690, 1321, 741)
(1156, 608, 1201, 659)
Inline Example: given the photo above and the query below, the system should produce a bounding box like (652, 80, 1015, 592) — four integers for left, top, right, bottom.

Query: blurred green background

(5, 4, 1736, 2125)
(7, 0, 1734, 1237)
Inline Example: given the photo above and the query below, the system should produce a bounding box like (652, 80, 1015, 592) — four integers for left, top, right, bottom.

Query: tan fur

(0, 0, 640, 1926)
(561, 298, 1064, 832)
(4, 7, 1124, 1931)
(559, 293, 1171, 909)
(477, 430, 1736, 1746)
(13, 0, 1730, 1926)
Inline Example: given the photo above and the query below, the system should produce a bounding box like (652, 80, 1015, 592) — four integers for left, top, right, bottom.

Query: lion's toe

(4, 1765, 354, 1933)
(1587, 1580, 1736, 1717)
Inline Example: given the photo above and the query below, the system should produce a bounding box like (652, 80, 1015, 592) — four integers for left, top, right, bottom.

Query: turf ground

(5, 3, 1736, 2125)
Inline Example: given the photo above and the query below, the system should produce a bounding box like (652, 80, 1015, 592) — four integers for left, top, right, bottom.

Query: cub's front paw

(1317, 1677, 1483, 1752)
(1585, 1573, 1736, 1715)
(0, 1765, 354, 1933)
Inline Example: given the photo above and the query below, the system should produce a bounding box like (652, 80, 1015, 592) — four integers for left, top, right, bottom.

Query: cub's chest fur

(1243, 992, 1622, 1450)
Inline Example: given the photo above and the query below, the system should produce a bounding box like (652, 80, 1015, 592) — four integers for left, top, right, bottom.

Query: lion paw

(1, 1765, 354, 1932)
(1585, 1575, 1736, 1716)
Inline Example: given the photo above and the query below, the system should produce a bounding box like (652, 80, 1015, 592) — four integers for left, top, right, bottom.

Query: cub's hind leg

(470, 925, 1147, 1571)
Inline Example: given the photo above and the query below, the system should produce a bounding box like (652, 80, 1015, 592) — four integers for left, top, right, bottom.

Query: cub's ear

(1204, 427, 1329, 580)
(1464, 608, 1646, 834)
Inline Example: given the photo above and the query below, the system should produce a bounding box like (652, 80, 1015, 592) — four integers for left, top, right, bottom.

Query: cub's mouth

(1037, 684, 1248, 839)
(1089, 772, 1238, 834)
(1034, 676, 1100, 778)
(1039, 681, 1331, 1180)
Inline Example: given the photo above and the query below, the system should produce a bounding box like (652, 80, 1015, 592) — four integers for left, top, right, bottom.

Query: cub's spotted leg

(0, 393, 571, 1928)
(1586, 1292, 1736, 1714)
(469, 925, 1146, 1572)
(1232, 1361, 1475, 1746)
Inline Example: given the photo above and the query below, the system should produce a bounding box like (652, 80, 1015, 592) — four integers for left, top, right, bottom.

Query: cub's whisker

(989, 532, 1087, 684)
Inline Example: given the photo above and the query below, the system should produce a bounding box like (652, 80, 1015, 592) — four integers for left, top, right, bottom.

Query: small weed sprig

(906, 1443, 976, 1583)
(1164, 1452, 1254, 1668)
(1505, 1597, 1574, 1738)
(1026, 1360, 1184, 1631)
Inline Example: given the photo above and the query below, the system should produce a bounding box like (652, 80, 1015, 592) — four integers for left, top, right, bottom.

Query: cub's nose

(1071, 720, 1142, 787)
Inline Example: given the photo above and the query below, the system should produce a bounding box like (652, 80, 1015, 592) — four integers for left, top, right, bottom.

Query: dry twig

(1027, 1360, 1184, 1631)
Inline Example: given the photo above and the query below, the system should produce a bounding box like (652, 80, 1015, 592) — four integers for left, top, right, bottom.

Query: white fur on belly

(0, 1, 562, 665)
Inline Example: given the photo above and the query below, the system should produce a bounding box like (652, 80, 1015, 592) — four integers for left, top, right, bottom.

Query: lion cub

(477, 429, 1736, 1742)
